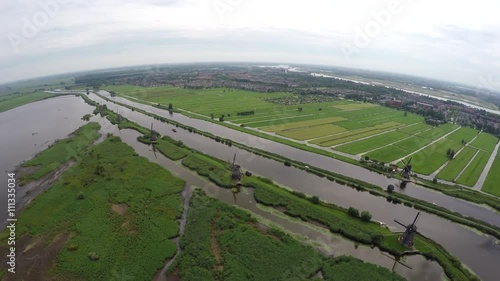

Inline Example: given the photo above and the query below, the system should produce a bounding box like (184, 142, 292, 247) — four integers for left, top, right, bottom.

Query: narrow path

(391, 126, 462, 165)
(454, 150, 481, 182)
(473, 140, 500, 191)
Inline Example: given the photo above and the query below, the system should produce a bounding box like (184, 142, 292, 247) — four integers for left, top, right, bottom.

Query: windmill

(380, 253, 412, 272)
(148, 122, 158, 159)
(231, 153, 242, 181)
(394, 212, 420, 247)
(398, 157, 415, 187)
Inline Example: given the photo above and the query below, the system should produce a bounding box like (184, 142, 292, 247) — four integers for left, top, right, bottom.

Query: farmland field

(482, 152, 500, 196)
(436, 147, 478, 182)
(446, 127, 479, 144)
(105, 85, 428, 146)
(336, 131, 408, 155)
(365, 136, 433, 163)
(402, 139, 463, 175)
(456, 151, 490, 187)
(417, 123, 459, 140)
(469, 132, 498, 153)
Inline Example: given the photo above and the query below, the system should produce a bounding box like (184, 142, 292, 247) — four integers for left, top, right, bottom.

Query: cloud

(0, 0, 499, 90)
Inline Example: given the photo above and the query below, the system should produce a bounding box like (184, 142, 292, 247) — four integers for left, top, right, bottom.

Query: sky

(1, 0, 500, 91)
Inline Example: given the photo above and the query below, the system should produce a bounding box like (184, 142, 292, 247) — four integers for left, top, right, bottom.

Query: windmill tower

(231, 153, 242, 181)
(394, 212, 420, 247)
(150, 122, 158, 143)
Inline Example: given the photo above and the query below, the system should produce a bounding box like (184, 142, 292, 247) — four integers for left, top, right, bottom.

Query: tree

(168, 103, 173, 110)
(450, 150, 455, 159)
(387, 184, 394, 193)
(310, 196, 320, 204)
(347, 207, 360, 218)
(364, 155, 370, 161)
(360, 211, 372, 222)
(298, 107, 303, 112)
(211, 113, 214, 119)
(404, 111, 408, 117)
(446, 148, 451, 156)
(433, 178, 437, 184)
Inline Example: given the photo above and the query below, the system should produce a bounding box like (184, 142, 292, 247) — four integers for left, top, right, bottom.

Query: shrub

(88, 252, 99, 261)
(284, 161, 292, 167)
(310, 196, 320, 204)
(360, 211, 372, 222)
(347, 207, 360, 218)
(77, 192, 85, 200)
(387, 185, 394, 193)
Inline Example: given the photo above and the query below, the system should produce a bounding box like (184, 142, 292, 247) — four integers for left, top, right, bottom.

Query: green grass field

(336, 131, 408, 155)
(402, 139, 463, 175)
(446, 127, 479, 144)
(469, 132, 498, 153)
(0, 92, 56, 113)
(436, 147, 478, 181)
(0, 130, 185, 280)
(482, 152, 500, 196)
(456, 151, 490, 187)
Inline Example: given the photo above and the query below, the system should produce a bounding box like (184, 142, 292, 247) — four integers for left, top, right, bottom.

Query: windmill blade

(397, 261, 413, 270)
(152, 144, 158, 159)
(407, 157, 413, 166)
(400, 159, 407, 166)
(411, 212, 420, 227)
(394, 220, 407, 228)
(381, 252, 397, 261)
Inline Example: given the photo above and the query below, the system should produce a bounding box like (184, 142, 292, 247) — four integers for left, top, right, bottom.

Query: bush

(310, 196, 320, 204)
(433, 178, 438, 184)
(88, 252, 99, 261)
(387, 185, 394, 193)
(360, 211, 372, 222)
(77, 192, 85, 200)
(284, 161, 292, 167)
(347, 207, 360, 218)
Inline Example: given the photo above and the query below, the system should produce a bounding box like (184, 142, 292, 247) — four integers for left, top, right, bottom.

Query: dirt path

(473, 140, 500, 191)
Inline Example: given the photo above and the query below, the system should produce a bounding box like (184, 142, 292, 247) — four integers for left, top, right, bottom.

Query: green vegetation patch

(3, 134, 185, 280)
(336, 131, 408, 155)
(437, 147, 478, 182)
(455, 151, 489, 187)
(482, 151, 500, 196)
(311, 122, 402, 147)
(470, 132, 498, 153)
(21, 122, 101, 185)
(446, 127, 479, 144)
(278, 123, 347, 141)
(403, 139, 463, 175)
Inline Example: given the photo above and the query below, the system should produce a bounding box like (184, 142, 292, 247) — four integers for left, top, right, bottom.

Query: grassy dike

(86, 93, 500, 239)
(0, 92, 57, 113)
(0, 124, 185, 280)
(85, 98, 478, 281)
(169, 189, 406, 281)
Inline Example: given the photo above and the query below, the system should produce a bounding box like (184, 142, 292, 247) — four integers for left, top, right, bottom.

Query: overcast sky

(1, 0, 499, 90)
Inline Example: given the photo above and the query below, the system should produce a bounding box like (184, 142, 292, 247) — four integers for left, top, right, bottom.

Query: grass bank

(0, 92, 57, 113)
